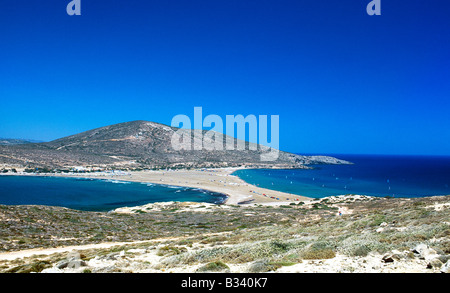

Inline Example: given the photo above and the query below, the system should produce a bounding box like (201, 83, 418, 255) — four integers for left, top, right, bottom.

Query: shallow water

(0, 176, 227, 211)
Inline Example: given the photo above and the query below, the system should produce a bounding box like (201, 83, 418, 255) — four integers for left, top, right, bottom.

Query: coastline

(125, 168, 312, 205)
(1, 171, 449, 273)
(0, 168, 312, 207)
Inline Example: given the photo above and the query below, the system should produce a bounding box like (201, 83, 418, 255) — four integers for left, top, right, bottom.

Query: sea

(1, 155, 449, 211)
(0, 176, 227, 212)
(233, 154, 450, 199)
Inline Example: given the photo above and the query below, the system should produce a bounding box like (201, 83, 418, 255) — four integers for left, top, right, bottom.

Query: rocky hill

(0, 120, 349, 170)
(0, 139, 43, 146)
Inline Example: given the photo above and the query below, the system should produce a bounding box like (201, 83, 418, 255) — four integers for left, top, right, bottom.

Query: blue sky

(1, 0, 449, 156)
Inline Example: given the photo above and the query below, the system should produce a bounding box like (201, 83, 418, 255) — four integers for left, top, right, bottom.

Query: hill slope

(0, 138, 43, 146)
(0, 120, 349, 169)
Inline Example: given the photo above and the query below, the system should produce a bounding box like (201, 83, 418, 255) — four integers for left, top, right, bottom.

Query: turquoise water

(0, 176, 227, 211)
(233, 155, 450, 198)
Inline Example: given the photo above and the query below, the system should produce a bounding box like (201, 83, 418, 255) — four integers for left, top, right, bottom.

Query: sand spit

(125, 168, 312, 205)
(1, 168, 311, 205)
(1, 169, 449, 274)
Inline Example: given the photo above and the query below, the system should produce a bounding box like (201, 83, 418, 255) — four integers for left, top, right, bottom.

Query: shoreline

(0, 168, 312, 207)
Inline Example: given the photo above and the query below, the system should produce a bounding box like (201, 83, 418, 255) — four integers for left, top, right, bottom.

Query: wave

(73, 178, 95, 181)
(103, 179, 131, 184)
(140, 182, 155, 187)
(165, 185, 184, 189)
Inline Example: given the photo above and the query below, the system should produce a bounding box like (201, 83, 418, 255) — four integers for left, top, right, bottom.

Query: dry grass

(1, 195, 449, 272)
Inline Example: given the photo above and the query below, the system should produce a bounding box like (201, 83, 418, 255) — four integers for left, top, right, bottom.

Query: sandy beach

(124, 168, 310, 205)
(1, 170, 448, 273)
(1, 167, 311, 206)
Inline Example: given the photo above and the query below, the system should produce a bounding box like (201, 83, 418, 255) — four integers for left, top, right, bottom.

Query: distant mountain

(0, 138, 44, 146)
(0, 121, 350, 170)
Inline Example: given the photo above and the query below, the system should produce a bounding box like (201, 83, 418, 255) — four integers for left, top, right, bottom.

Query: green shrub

(370, 214, 387, 226)
(301, 248, 336, 260)
(270, 240, 289, 252)
(5, 261, 51, 273)
(182, 239, 305, 265)
(300, 241, 336, 260)
(196, 261, 230, 272)
(338, 235, 390, 257)
(247, 260, 282, 272)
(157, 245, 187, 256)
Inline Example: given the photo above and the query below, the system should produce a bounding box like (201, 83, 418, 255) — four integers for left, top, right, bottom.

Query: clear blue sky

(1, 0, 449, 156)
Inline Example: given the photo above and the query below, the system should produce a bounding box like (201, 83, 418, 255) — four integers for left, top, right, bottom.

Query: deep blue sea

(0, 176, 227, 211)
(233, 155, 450, 199)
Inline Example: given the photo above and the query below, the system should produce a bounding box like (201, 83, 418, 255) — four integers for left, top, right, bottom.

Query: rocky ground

(0, 195, 449, 273)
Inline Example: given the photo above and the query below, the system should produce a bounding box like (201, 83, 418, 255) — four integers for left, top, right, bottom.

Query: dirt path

(0, 232, 230, 261)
